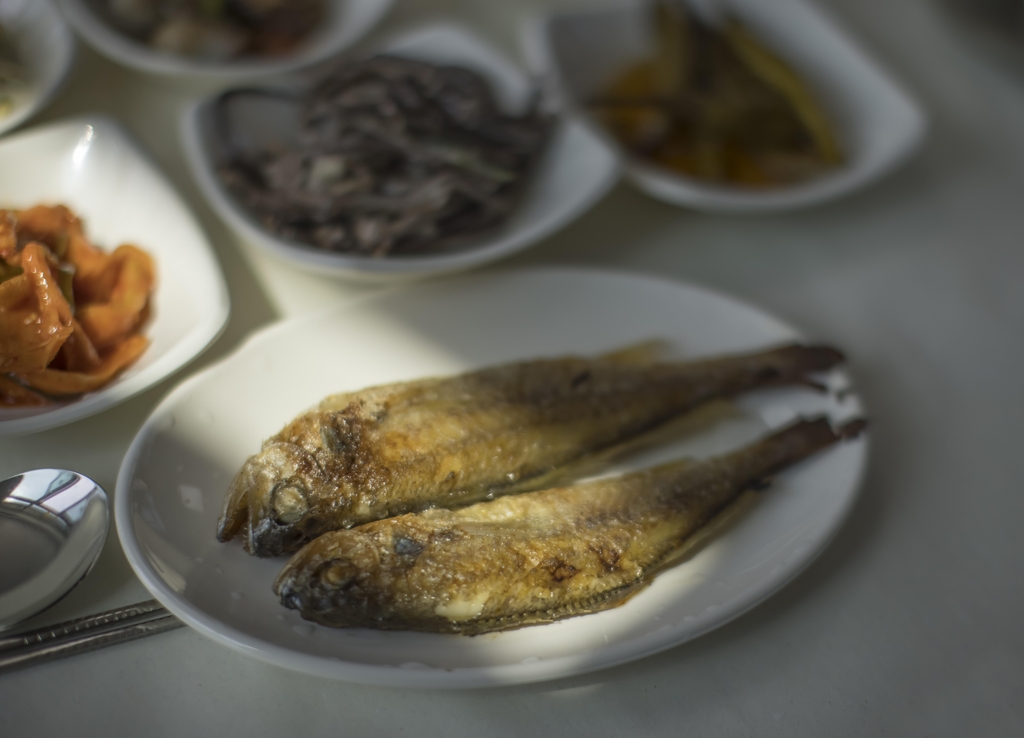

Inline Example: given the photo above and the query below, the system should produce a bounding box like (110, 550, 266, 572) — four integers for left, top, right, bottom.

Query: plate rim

(115, 266, 868, 688)
(0, 115, 231, 436)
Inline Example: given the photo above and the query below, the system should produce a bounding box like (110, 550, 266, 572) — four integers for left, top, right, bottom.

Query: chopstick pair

(0, 599, 182, 673)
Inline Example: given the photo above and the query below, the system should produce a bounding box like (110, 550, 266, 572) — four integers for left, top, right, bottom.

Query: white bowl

(116, 267, 867, 687)
(56, 0, 393, 81)
(533, 0, 928, 212)
(181, 24, 620, 282)
(0, 117, 229, 436)
(0, 0, 75, 137)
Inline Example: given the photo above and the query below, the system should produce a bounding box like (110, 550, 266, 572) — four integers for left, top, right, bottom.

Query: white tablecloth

(3, 1, 1023, 734)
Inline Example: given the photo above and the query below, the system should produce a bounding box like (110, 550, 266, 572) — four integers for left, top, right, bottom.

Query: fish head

(274, 532, 385, 627)
(237, 441, 325, 558)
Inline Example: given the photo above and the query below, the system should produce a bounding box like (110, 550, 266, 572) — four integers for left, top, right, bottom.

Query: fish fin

(494, 400, 741, 496)
(598, 339, 673, 365)
(647, 489, 762, 577)
(600, 399, 743, 462)
(456, 581, 648, 635)
(216, 473, 250, 542)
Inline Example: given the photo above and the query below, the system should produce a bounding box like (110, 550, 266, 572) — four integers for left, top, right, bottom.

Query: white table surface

(3, 0, 1024, 734)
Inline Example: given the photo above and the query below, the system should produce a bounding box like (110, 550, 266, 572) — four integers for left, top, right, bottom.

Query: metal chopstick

(0, 600, 182, 672)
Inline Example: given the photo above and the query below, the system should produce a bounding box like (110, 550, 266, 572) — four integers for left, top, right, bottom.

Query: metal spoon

(0, 469, 110, 629)
(0, 470, 183, 671)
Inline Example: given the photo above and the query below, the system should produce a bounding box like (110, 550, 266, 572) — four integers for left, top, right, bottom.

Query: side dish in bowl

(58, 0, 394, 80)
(0, 117, 228, 436)
(0, 0, 75, 138)
(216, 56, 552, 258)
(182, 24, 619, 280)
(588, 1, 843, 189)
(0, 204, 155, 406)
(537, 0, 927, 212)
(97, 0, 325, 62)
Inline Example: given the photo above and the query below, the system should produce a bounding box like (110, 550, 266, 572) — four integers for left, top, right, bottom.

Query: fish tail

(751, 344, 845, 383)
(773, 344, 845, 373)
(737, 415, 865, 483)
(692, 343, 845, 398)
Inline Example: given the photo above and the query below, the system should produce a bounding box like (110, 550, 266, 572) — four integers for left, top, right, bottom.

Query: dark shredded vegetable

(216, 56, 552, 257)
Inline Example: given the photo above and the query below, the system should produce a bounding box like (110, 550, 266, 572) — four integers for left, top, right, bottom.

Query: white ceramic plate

(56, 0, 393, 81)
(0, 0, 75, 137)
(181, 24, 620, 282)
(532, 0, 927, 212)
(117, 268, 866, 688)
(0, 117, 229, 436)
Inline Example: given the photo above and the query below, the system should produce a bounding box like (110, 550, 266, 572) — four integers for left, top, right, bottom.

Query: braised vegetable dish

(589, 1, 843, 187)
(0, 205, 156, 406)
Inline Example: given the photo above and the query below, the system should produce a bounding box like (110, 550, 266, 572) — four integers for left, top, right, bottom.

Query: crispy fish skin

(220, 344, 843, 557)
(275, 417, 865, 634)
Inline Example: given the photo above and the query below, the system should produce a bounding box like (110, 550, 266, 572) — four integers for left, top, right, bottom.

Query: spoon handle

(0, 600, 183, 672)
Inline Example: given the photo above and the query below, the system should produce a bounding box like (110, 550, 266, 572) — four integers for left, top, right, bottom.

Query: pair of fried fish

(217, 343, 862, 634)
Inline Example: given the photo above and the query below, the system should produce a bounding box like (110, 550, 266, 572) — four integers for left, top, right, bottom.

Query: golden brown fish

(219, 343, 843, 557)
(275, 417, 865, 634)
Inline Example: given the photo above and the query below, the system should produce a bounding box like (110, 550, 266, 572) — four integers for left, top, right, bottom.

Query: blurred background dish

(0, 117, 229, 436)
(92, 0, 326, 63)
(937, 0, 1024, 81)
(533, 0, 928, 212)
(0, 0, 75, 138)
(56, 0, 394, 81)
(182, 24, 619, 281)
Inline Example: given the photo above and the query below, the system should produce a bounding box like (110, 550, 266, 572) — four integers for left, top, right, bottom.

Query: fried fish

(219, 343, 844, 557)
(275, 417, 865, 634)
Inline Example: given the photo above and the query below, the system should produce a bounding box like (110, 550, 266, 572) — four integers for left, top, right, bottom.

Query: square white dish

(0, 117, 229, 436)
(181, 23, 620, 282)
(56, 0, 394, 81)
(0, 0, 75, 138)
(532, 0, 928, 212)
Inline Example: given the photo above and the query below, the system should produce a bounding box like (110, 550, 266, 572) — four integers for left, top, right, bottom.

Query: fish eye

(321, 560, 356, 589)
(271, 481, 310, 525)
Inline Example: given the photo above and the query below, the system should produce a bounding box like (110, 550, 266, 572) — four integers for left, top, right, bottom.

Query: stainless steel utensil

(0, 469, 109, 629)
(0, 599, 182, 672)
(0, 470, 184, 672)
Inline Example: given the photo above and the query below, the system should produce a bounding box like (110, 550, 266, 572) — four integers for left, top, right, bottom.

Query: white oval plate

(0, 117, 229, 436)
(56, 0, 394, 82)
(181, 24, 620, 282)
(0, 0, 75, 138)
(533, 0, 927, 212)
(116, 268, 866, 688)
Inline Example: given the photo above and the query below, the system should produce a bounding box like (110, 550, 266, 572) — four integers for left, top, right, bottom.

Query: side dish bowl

(0, 0, 75, 138)
(532, 0, 928, 212)
(181, 23, 620, 281)
(0, 117, 229, 436)
(55, 0, 394, 81)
